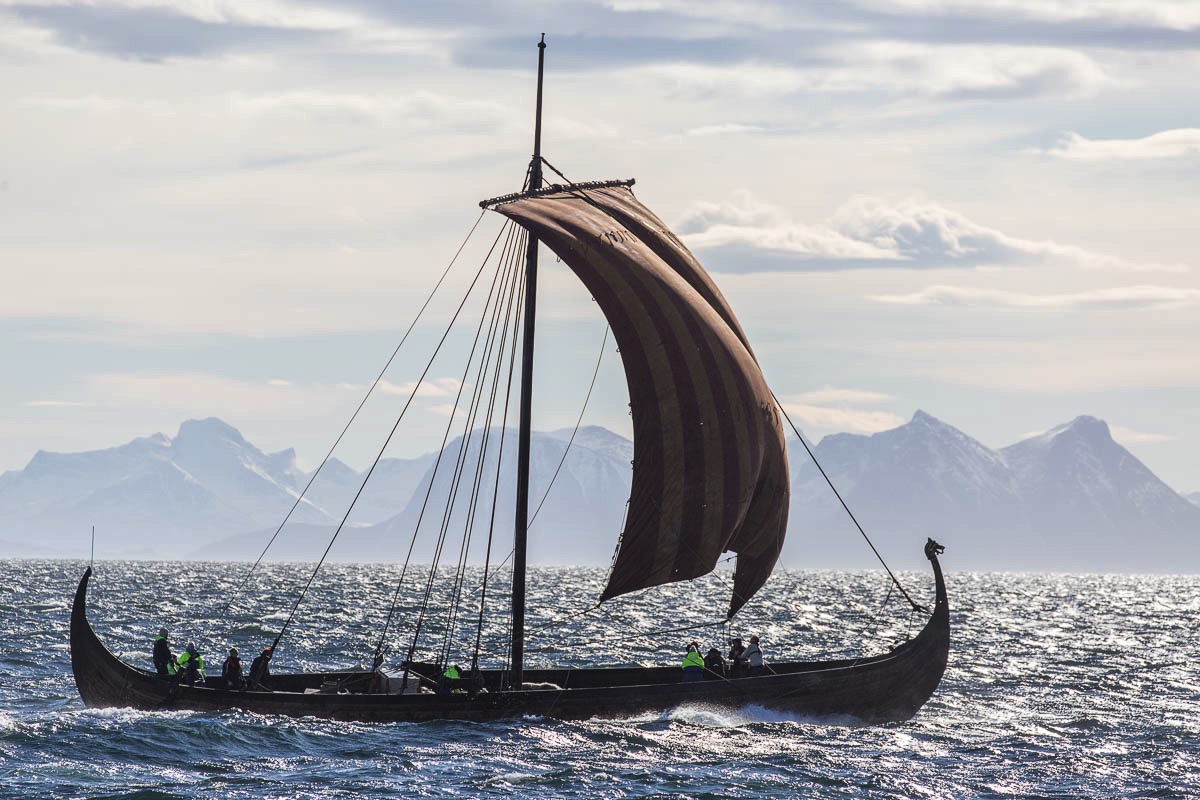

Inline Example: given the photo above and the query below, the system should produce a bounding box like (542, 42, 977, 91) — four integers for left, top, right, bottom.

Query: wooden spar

(510, 33, 546, 691)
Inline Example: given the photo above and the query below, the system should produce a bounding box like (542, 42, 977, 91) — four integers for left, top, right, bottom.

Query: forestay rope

(772, 392, 928, 614)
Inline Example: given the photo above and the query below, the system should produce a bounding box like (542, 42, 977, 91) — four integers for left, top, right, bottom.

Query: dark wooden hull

(70, 556, 949, 725)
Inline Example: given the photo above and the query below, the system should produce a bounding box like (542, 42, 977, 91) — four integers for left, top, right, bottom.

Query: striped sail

(495, 184, 789, 617)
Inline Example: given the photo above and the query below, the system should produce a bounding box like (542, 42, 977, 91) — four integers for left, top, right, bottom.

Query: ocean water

(1, 559, 1198, 799)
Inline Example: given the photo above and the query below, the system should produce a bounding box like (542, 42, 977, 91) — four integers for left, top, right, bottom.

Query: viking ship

(70, 37, 949, 724)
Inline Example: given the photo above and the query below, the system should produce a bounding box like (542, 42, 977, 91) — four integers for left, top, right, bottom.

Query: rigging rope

(528, 325, 610, 526)
(397, 225, 527, 672)
(433, 233, 526, 669)
(219, 209, 488, 620)
(472, 264, 525, 676)
(371, 225, 522, 663)
(771, 392, 927, 614)
(267, 218, 516, 654)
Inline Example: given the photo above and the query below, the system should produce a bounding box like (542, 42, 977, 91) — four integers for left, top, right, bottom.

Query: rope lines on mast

(430, 224, 527, 671)
(219, 209, 488, 621)
(472, 262, 525, 678)
(392, 222, 528, 674)
(266, 217, 518, 654)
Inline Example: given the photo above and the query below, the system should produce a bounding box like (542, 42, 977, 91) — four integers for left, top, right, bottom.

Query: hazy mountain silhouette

(2, 413, 1196, 572)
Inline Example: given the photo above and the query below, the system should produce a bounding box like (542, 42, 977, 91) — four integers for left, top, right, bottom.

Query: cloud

(1110, 425, 1175, 445)
(1032, 129, 1200, 161)
(684, 123, 767, 137)
(778, 402, 906, 434)
(4, 0, 446, 61)
(22, 93, 177, 115)
(601, 0, 1200, 32)
(870, 284, 1200, 310)
(876, 336, 1200, 393)
(855, 0, 1200, 30)
(23, 400, 90, 407)
(376, 378, 463, 399)
(777, 385, 903, 435)
(678, 192, 901, 267)
(229, 90, 513, 133)
(788, 386, 895, 406)
(678, 192, 1118, 272)
(79, 371, 466, 423)
(637, 44, 1111, 102)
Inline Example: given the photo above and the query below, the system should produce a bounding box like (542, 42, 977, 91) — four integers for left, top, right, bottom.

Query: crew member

(153, 628, 173, 677)
(222, 647, 244, 690)
(681, 642, 704, 682)
(745, 635, 764, 675)
(176, 642, 206, 686)
(439, 663, 461, 695)
(249, 647, 273, 691)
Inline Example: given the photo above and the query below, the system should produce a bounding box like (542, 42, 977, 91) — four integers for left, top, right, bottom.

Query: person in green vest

(681, 642, 704, 682)
(176, 642, 206, 686)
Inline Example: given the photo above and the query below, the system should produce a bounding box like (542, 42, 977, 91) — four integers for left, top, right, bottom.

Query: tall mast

(510, 33, 546, 691)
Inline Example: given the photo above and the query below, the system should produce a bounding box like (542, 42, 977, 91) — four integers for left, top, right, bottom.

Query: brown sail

(494, 184, 789, 616)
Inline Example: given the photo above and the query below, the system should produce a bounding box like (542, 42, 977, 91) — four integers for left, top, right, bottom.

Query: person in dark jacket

(222, 647, 244, 690)
(727, 637, 747, 677)
(249, 647, 273, 690)
(152, 628, 173, 677)
(703, 646, 725, 678)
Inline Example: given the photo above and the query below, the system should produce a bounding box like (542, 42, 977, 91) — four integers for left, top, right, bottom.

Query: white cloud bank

(856, 0, 1200, 29)
(870, 284, 1200, 310)
(779, 385, 904, 434)
(640, 44, 1111, 101)
(1110, 425, 1175, 445)
(678, 192, 1121, 271)
(1034, 129, 1200, 161)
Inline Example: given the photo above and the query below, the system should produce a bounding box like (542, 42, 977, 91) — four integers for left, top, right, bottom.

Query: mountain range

(1, 412, 1197, 572)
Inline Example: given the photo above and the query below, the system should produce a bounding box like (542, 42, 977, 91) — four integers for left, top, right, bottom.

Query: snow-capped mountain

(999, 416, 1200, 569)
(2, 413, 1197, 571)
(787, 410, 1025, 569)
(786, 412, 1200, 571)
(359, 425, 632, 565)
(0, 418, 430, 559)
(177, 424, 632, 563)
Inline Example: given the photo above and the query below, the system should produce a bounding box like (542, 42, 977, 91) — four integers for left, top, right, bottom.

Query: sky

(1, 0, 1198, 494)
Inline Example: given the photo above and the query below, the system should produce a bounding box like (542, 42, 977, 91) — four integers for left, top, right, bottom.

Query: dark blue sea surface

(2, 559, 1198, 799)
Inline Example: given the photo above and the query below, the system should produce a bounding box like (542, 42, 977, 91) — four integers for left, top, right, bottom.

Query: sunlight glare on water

(1, 559, 1198, 798)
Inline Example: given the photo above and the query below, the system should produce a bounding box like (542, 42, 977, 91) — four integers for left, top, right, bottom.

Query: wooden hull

(70, 557, 949, 725)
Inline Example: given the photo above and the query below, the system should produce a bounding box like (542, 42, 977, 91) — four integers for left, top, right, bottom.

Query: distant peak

(1057, 415, 1111, 439)
(175, 417, 245, 443)
(910, 409, 939, 425)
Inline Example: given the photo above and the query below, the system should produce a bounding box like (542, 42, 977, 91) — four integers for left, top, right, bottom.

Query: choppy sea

(1, 559, 1198, 799)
